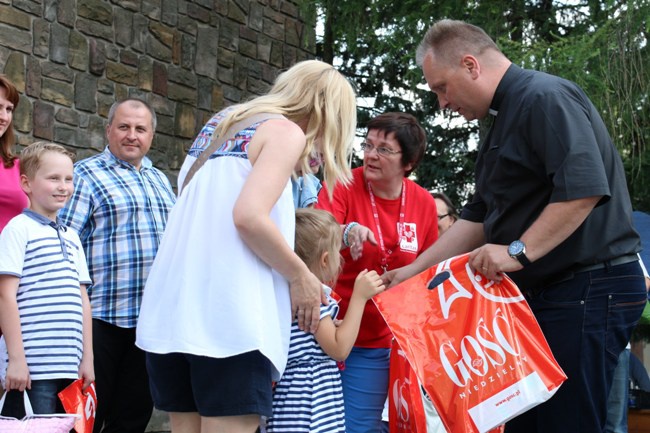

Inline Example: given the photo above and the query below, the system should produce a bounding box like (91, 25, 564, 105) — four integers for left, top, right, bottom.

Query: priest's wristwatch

(508, 240, 531, 266)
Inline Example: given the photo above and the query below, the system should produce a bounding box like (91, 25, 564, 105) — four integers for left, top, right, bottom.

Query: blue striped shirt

(59, 147, 176, 328)
(0, 211, 92, 380)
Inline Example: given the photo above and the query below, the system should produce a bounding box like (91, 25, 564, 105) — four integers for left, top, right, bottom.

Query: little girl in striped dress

(266, 208, 385, 432)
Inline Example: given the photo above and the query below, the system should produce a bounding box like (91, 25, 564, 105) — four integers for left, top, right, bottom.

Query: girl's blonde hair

(295, 208, 342, 284)
(214, 60, 356, 193)
(20, 141, 75, 179)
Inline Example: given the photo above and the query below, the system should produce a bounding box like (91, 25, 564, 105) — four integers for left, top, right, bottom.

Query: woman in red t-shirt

(317, 112, 439, 432)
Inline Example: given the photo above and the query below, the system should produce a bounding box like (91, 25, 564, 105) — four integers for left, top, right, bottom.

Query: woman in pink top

(0, 75, 28, 232)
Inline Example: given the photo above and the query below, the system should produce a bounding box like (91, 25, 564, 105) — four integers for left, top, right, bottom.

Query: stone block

(114, 8, 134, 47)
(217, 46, 234, 67)
(55, 107, 80, 126)
(219, 18, 238, 51)
(178, 15, 197, 36)
(50, 22, 70, 64)
(77, 17, 113, 41)
(32, 19, 49, 58)
(112, 0, 139, 12)
(257, 34, 271, 63)
(196, 76, 212, 110)
(25, 57, 41, 97)
(217, 65, 233, 85)
(97, 78, 114, 94)
(4, 52, 25, 92)
(42, 61, 75, 83)
(222, 84, 241, 104)
(68, 30, 88, 71)
(282, 44, 296, 67)
(285, 19, 301, 47)
(150, 21, 175, 48)
(131, 14, 149, 53)
(280, 0, 298, 17)
(187, 3, 210, 23)
(13, 0, 40, 15)
(239, 25, 257, 42)
(161, 0, 177, 26)
(195, 26, 219, 79)
(269, 40, 283, 67)
(155, 113, 174, 135)
(41, 77, 74, 106)
(75, 73, 98, 112)
(43, 0, 57, 22)
(239, 38, 256, 59)
(152, 61, 168, 96)
(138, 56, 153, 91)
(78, 0, 113, 25)
(146, 34, 172, 63)
(147, 92, 175, 116)
(57, 0, 75, 27)
(120, 50, 139, 67)
(54, 125, 79, 146)
(211, 84, 223, 112)
(227, 0, 246, 24)
(106, 61, 138, 86)
(168, 65, 196, 87)
(97, 93, 114, 118)
(0, 5, 31, 30)
(249, 2, 263, 31)
(142, 0, 161, 20)
(33, 100, 55, 140)
(180, 34, 195, 69)
(263, 16, 284, 41)
(0, 24, 31, 54)
(86, 115, 107, 151)
(13, 94, 31, 133)
(174, 103, 196, 138)
(89, 39, 107, 76)
(168, 82, 196, 105)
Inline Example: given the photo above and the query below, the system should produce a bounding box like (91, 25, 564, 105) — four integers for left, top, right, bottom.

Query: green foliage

(298, 0, 650, 211)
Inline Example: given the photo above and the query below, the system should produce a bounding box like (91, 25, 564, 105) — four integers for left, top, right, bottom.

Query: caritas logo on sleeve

(374, 253, 566, 433)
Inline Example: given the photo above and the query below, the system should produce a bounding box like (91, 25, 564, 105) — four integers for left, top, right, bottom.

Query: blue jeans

(605, 348, 630, 433)
(340, 347, 390, 433)
(0, 379, 72, 418)
(506, 261, 646, 433)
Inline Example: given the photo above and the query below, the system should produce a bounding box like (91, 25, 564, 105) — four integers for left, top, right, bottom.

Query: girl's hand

(78, 357, 95, 392)
(352, 269, 386, 300)
(5, 359, 30, 391)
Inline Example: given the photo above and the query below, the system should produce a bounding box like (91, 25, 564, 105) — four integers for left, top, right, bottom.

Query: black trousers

(93, 319, 153, 433)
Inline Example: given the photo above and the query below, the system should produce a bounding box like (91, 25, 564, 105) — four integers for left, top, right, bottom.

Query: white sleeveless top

(136, 113, 294, 380)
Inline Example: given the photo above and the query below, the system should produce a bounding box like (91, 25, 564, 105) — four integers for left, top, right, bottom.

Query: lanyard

(367, 180, 406, 273)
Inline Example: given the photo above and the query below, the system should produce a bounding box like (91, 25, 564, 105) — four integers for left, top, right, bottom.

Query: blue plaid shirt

(59, 147, 176, 328)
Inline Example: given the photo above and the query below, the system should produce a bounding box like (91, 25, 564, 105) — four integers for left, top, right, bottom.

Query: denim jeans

(506, 261, 646, 433)
(0, 379, 72, 418)
(605, 348, 630, 433)
(340, 347, 390, 433)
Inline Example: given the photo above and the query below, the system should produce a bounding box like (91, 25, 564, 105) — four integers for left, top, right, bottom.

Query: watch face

(508, 240, 525, 256)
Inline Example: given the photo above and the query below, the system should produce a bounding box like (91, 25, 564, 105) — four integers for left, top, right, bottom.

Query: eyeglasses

(360, 142, 402, 157)
(437, 213, 450, 221)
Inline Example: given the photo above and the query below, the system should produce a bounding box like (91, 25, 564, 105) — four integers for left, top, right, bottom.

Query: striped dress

(267, 288, 346, 432)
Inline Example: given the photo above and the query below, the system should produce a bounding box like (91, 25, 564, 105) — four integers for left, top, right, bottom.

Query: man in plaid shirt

(60, 98, 176, 433)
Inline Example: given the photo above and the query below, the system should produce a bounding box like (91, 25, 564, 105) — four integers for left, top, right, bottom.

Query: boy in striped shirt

(0, 141, 93, 417)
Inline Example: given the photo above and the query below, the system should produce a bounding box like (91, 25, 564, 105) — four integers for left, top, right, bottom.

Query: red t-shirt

(317, 167, 439, 348)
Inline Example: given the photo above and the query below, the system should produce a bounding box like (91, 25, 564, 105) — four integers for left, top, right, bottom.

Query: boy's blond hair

(20, 141, 76, 179)
(295, 208, 342, 283)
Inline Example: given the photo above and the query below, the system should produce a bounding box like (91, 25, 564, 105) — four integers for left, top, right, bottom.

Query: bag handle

(0, 390, 36, 416)
(180, 112, 285, 195)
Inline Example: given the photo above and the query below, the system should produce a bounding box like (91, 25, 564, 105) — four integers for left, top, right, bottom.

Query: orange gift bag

(375, 253, 566, 433)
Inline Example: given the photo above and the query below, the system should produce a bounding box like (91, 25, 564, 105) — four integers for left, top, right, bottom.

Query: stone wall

(0, 1, 314, 430)
(0, 0, 315, 186)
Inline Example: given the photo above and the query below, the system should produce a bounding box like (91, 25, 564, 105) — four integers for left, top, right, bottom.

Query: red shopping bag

(375, 253, 566, 433)
(58, 379, 97, 433)
(389, 339, 427, 433)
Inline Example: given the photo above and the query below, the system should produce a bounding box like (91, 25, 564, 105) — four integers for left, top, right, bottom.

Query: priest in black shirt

(386, 19, 646, 433)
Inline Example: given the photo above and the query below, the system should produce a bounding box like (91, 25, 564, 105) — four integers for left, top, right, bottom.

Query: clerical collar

(22, 209, 69, 260)
(489, 63, 524, 117)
